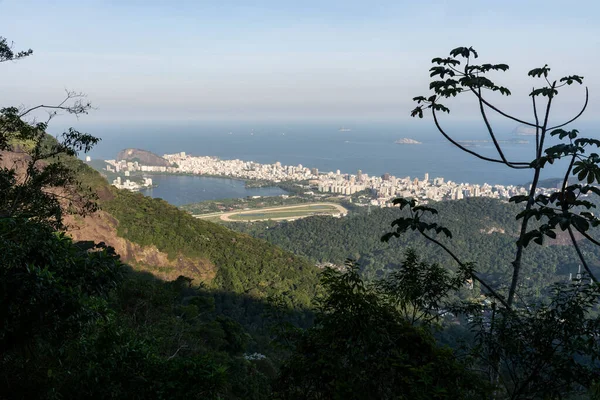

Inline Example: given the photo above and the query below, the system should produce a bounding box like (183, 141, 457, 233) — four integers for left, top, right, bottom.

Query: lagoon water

(140, 175, 287, 206)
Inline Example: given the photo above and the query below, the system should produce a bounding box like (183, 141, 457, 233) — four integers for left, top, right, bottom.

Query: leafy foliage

(275, 261, 488, 399)
(6, 35, 600, 400)
(230, 198, 598, 291)
(0, 218, 276, 399)
(0, 217, 122, 397)
(402, 46, 600, 398)
(0, 36, 286, 399)
(376, 249, 469, 325)
(0, 132, 101, 229)
(102, 189, 321, 310)
(0, 36, 32, 64)
(468, 281, 600, 399)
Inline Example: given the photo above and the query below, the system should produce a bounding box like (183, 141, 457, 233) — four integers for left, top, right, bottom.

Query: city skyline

(104, 151, 539, 206)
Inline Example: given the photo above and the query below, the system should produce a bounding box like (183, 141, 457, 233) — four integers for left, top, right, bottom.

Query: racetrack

(194, 202, 348, 222)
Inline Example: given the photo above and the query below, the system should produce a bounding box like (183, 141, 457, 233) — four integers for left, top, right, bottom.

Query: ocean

(54, 119, 596, 204)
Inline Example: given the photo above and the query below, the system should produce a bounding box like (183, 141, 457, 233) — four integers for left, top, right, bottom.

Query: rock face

(64, 211, 216, 283)
(116, 148, 170, 167)
(2, 147, 213, 283)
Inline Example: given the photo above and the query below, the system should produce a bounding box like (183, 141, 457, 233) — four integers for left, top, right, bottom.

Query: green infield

(193, 203, 347, 222)
(228, 204, 342, 221)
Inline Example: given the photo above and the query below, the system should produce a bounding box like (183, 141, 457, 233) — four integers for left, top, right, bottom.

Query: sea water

(53, 120, 597, 203)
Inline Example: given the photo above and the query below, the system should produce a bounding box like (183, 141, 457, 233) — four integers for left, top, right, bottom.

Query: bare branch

(432, 109, 530, 168)
(419, 231, 510, 309)
(575, 228, 600, 248)
(508, 85, 557, 306)
(18, 91, 92, 119)
(473, 91, 540, 128)
(167, 345, 187, 360)
(568, 226, 598, 283)
(474, 87, 528, 169)
(532, 89, 540, 155)
(548, 87, 589, 131)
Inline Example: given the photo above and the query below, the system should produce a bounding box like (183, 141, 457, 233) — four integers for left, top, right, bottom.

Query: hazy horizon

(1, 0, 599, 126)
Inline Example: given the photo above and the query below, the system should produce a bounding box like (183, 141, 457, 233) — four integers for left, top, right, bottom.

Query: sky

(1, 0, 599, 124)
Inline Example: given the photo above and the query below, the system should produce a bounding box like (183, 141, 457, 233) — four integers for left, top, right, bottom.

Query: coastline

(97, 149, 568, 207)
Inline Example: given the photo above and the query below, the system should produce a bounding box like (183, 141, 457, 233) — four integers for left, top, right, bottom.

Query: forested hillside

(58, 153, 320, 307)
(2, 144, 321, 398)
(229, 197, 600, 291)
(59, 159, 322, 339)
(102, 189, 320, 308)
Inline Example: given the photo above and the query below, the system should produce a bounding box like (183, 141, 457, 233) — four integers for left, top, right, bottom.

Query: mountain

(116, 148, 171, 166)
(0, 144, 320, 312)
(78, 160, 320, 306)
(1, 141, 323, 399)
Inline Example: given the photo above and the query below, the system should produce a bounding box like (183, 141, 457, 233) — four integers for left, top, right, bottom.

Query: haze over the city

(1, 0, 599, 123)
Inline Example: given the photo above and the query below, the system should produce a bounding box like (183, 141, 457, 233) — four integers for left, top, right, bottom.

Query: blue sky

(1, 0, 599, 123)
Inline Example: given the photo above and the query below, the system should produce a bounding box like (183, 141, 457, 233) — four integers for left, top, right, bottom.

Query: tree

(0, 36, 274, 400)
(274, 259, 489, 400)
(0, 36, 121, 398)
(383, 47, 600, 398)
(376, 248, 470, 326)
(0, 36, 99, 229)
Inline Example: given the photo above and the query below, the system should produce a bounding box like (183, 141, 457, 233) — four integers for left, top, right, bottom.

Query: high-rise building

(382, 172, 390, 181)
(357, 169, 362, 182)
(424, 172, 429, 182)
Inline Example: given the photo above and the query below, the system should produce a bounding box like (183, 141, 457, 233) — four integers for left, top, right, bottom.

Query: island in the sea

(394, 138, 422, 145)
(338, 127, 351, 132)
(513, 124, 537, 136)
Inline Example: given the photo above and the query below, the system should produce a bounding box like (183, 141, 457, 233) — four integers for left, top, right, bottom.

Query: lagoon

(140, 175, 287, 206)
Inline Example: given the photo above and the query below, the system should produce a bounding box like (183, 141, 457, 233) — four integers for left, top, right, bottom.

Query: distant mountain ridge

(116, 148, 171, 167)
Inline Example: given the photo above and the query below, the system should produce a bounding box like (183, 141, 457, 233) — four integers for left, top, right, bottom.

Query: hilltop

(116, 148, 171, 167)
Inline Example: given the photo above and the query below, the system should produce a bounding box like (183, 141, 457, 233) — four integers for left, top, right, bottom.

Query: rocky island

(394, 138, 422, 145)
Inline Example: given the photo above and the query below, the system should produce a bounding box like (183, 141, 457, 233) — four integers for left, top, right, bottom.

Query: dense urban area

(104, 151, 550, 206)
